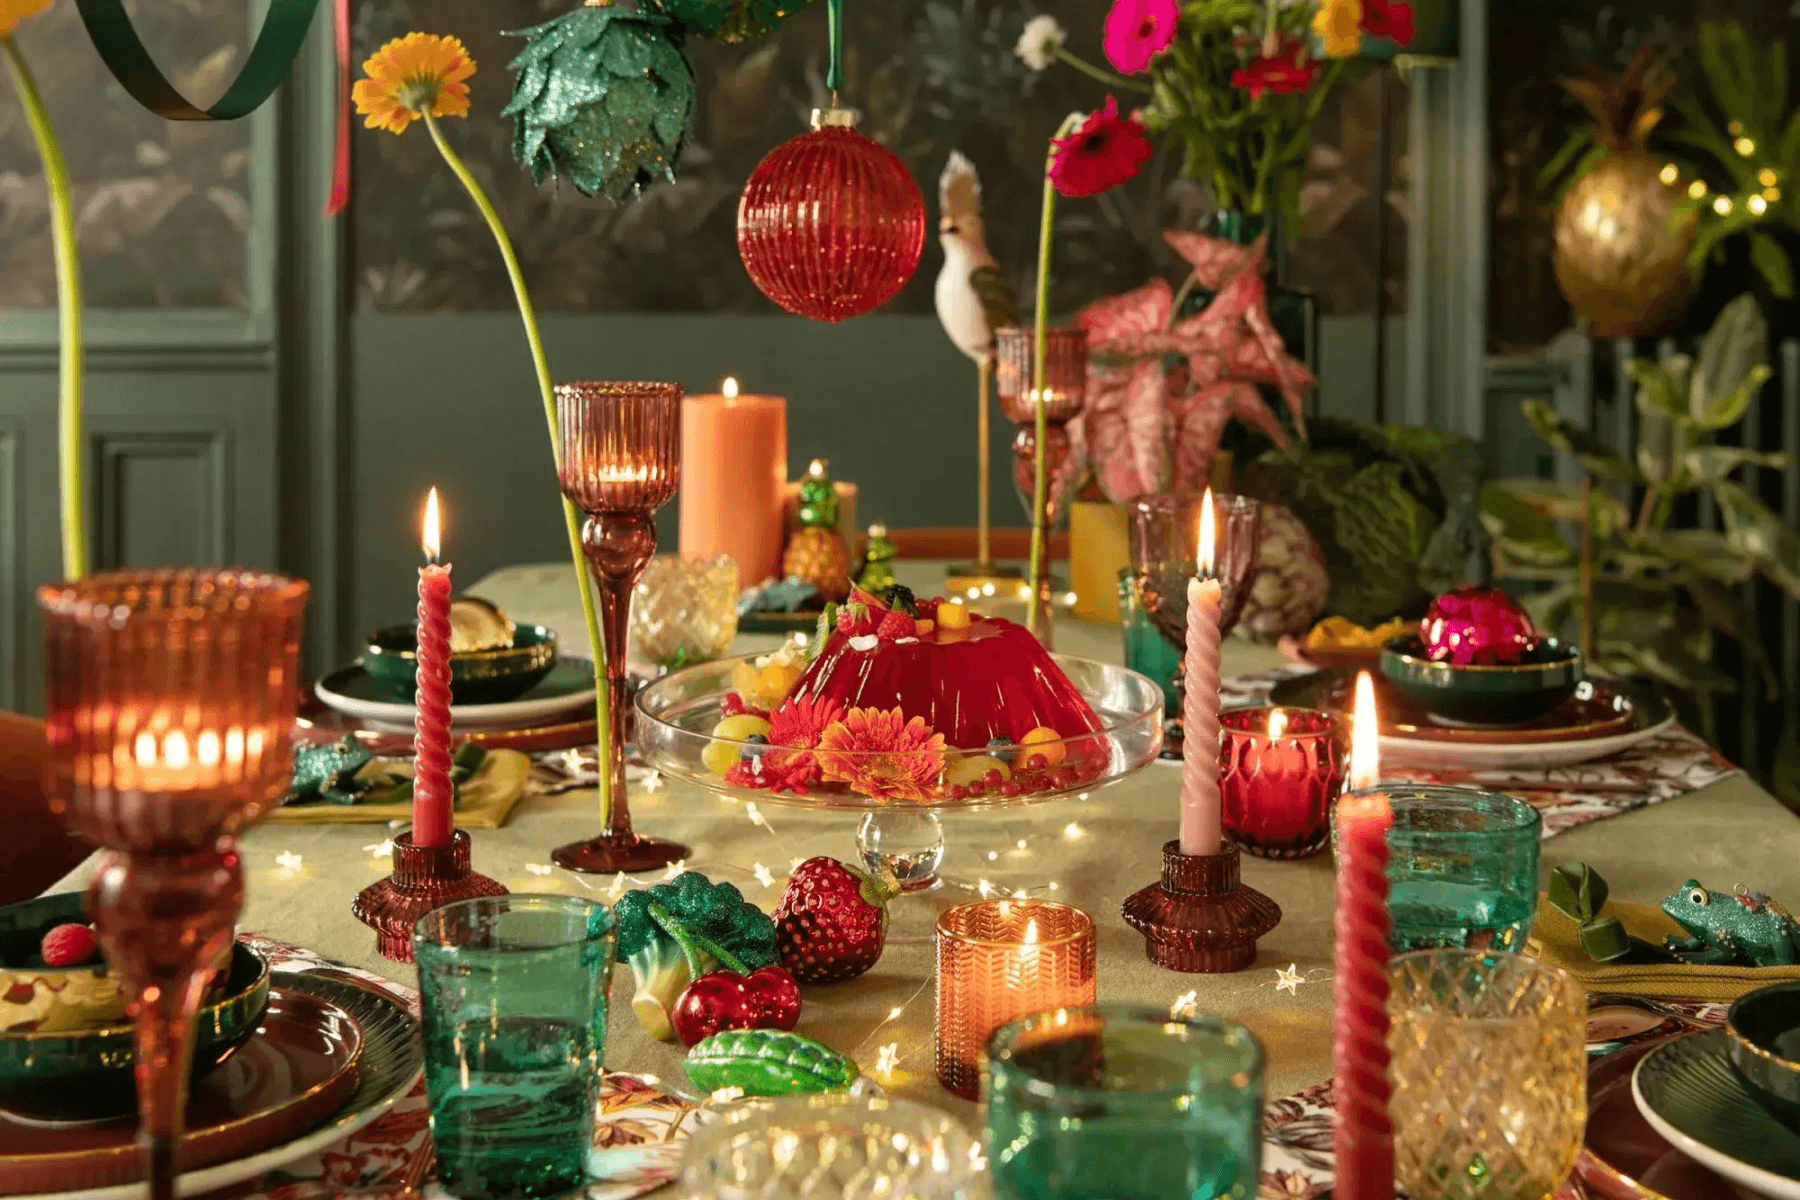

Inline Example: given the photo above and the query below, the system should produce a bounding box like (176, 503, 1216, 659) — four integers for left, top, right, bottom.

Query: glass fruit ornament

(737, 108, 925, 323)
(1419, 584, 1539, 666)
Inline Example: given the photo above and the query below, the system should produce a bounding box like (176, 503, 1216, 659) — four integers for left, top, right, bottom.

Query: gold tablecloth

(45, 561, 1800, 1127)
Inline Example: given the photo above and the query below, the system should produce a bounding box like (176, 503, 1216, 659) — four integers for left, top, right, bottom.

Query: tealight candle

(1219, 705, 1347, 859)
(935, 899, 1096, 1100)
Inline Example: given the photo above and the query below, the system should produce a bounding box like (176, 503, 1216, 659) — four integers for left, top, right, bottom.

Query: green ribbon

(1547, 862, 1633, 963)
(74, 0, 319, 121)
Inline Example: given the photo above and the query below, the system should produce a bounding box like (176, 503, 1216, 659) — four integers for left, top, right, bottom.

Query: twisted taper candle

(412, 561, 454, 848)
(1178, 575, 1223, 855)
(1333, 789, 1395, 1200)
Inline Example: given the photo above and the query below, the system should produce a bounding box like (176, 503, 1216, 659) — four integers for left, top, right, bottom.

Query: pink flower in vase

(1103, 0, 1180, 74)
(1048, 97, 1152, 198)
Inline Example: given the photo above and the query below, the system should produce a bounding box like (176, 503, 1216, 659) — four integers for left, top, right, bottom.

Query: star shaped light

(1275, 963, 1305, 995)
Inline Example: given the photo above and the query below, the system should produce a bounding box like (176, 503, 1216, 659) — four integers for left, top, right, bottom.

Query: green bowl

(0, 893, 271, 1121)
(1378, 633, 1583, 726)
(1729, 981, 1800, 1129)
(363, 622, 558, 706)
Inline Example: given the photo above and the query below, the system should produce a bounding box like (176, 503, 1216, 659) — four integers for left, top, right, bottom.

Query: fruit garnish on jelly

(1419, 585, 1540, 666)
(836, 602, 877, 638)
(41, 923, 99, 968)
(875, 610, 914, 641)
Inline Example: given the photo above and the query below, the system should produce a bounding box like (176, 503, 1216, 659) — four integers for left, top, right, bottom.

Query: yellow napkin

(1528, 896, 1800, 1001)
(266, 749, 532, 827)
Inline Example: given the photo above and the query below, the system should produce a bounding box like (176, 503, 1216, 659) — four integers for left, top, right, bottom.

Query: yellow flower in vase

(1312, 0, 1364, 58)
(351, 32, 475, 133)
(0, 0, 52, 37)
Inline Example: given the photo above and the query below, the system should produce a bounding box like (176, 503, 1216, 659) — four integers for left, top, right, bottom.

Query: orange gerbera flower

(351, 32, 475, 135)
(1312, 0, 1364, 57)
(0, 0, 54, 37)
(816, 707, 947, 802)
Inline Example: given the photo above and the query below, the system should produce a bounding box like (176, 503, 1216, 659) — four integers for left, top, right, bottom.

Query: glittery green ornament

(650, 0, 816, 43)
(504, 6, 696, 203)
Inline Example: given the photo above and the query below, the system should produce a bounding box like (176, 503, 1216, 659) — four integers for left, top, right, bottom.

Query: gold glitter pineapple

(782, 459, 852, 602)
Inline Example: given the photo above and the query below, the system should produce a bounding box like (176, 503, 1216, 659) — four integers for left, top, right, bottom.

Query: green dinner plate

(1633, 1028, 1800, 1199)
(316, 657, 595, 731)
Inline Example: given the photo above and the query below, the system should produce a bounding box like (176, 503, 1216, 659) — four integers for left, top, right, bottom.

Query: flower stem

(1053, 47, 1152, 93)
(5, 36, 85, 581)
(424, 113, 614, 826)
(1028, 114, 1082, 638)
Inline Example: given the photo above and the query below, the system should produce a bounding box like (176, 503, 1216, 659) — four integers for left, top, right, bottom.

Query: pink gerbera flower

(1102, 0, 1179, 74)
(1048, 97, 1153, 199)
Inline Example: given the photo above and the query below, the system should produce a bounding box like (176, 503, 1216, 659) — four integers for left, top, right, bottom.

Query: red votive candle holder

(1219, 706, 1347, 860)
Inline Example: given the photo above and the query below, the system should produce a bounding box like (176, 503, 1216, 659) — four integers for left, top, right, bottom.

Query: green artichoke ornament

(649, 0, 816, 43)
(504, 5, 696, 203)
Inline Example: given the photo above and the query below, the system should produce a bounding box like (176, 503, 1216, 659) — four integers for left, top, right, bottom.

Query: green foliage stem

(4, 37, 84, 580)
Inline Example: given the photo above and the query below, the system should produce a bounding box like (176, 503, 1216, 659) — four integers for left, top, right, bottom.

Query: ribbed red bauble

(737, 109, 926, 323)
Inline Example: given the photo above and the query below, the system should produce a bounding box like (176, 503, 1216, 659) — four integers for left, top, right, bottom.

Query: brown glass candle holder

(352, 830, 508, 963)
(1122, 840, 1282, 973)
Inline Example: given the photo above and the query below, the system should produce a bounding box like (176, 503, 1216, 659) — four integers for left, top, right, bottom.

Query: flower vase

(1193, 212, 1317, 374)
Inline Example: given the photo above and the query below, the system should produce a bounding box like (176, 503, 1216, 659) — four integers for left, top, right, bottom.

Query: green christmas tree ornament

(650, 0, 817, 43)
(796, 458, 840, 530)
(504, 4, 696, 203)
(857, 522, 898, 595)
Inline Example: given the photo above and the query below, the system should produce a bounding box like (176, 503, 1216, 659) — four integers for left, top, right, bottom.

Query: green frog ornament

(1661, 879, 1800, 966)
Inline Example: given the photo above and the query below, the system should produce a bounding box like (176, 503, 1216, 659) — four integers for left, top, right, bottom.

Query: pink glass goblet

(552, 380, 690, 875)
(994, 326, 1088, 646)
(39, 568, 308, 1200)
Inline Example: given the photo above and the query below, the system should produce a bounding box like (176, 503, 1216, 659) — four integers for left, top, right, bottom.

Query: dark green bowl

(1729, 982, 1800, 1129)
(0, 893, 271, 1121)
(1378, 634, 1583, 726)
(364, 622, 558, 706)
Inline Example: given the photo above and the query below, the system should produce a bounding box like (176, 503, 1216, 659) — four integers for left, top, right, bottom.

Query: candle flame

(1268, 707, 1288, 740)
(1350, 670, 1380, 791)
(1022, 918, 1040, 945)
(1198, 487, 1216, 575)
(423, 487, 442, 562)
(723, 376, 739, 400)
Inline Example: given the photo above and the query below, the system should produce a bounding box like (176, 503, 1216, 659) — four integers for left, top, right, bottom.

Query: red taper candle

(1334, 671, 1394, 1200)
(412, 487, 454, 848)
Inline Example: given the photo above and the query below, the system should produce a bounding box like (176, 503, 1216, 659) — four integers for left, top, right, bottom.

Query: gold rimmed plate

(1271, 670, 1637, 744)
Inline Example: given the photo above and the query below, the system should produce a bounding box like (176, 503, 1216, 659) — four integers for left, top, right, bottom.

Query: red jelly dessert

(1419, 585, 1539, 666)
(792, 613, 1104, 750)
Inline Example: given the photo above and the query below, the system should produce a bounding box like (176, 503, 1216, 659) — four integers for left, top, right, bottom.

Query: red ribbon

(325, 0, 351, 217)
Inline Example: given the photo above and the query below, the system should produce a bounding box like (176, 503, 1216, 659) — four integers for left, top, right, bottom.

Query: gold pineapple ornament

(781, 459, 852, 602)
(1553, 47, 1697, 338)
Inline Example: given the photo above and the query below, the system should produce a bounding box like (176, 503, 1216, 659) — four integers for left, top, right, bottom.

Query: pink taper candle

(412, 487, 454, 849)
(1179, 489, 1223, 856)
(1333, 671, 1394, 1200)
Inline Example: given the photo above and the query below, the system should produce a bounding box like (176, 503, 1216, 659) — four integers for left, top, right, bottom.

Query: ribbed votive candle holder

(934, 899, 1097, 1100)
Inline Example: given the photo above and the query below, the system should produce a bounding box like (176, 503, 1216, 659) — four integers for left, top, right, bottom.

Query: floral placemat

(1257, 995, 1729, 1198)
(240, 935, 699, 1200)
(1221, 667, 1741, 839)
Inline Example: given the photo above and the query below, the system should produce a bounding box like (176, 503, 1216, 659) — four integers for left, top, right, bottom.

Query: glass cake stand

(634, 653, 1165, 894)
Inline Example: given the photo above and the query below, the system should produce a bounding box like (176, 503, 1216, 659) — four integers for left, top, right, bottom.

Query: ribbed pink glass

(39, 568, 308, 1200)
(1219, 706, 1347, 859)
(738, 124, 927, 323)
(553, 381, 690, 875)
(993, 327, 1089, 423)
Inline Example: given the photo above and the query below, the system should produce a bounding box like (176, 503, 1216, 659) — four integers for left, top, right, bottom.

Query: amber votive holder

(352, 830, 508, 964)
(935, 900, 1097, 1100)
(1121, 841, 1282, 974)
(1220, 706, 1348, 860)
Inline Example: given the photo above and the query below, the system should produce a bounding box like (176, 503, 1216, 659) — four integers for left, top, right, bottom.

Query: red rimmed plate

(0, 988, 362, 1195)
(1273, 671, 1638, 745)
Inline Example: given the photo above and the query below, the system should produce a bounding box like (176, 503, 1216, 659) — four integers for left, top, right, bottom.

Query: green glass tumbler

(986, 1004, 1264, 1200)
(1379, 785, 1542, 954)
(1119, 568, 1180, 719)
(414, 895, 617, 1200)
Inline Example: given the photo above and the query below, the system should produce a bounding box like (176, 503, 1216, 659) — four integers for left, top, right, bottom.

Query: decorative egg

(1419, 585, 1538, 666)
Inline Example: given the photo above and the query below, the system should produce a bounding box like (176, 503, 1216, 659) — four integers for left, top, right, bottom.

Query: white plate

(315, 659, 596, 732)
(1380, 713, 1676, 770)
(1632, 1029, 1800, 1200)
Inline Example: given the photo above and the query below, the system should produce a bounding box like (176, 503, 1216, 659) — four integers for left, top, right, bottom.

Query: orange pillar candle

(412, 488, 454, 849)
(935, 899, 1097, 1099)
(680, 377, 787, 588)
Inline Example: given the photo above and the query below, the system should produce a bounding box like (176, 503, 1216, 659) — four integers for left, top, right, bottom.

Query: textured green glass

(414, 896, 616, 1200)
(1118, 568, 1181, 719)
(1378, 785, 1541, 954)
(986, 1005, 1263, 1200)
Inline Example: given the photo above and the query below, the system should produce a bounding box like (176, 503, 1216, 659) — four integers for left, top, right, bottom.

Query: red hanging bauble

(738, 109, 926, 323)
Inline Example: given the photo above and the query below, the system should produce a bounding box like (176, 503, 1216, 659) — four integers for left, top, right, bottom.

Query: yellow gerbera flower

(0, 0, 55, 38)
(351, 32, 475, 135)
(1312, 0, 1364, 58)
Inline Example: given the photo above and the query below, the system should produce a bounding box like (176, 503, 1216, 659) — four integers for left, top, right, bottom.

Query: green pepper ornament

(685, 1028, 859, 1095)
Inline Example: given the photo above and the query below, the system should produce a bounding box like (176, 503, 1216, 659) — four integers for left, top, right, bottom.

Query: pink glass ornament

(1420, 584, 1539, 666)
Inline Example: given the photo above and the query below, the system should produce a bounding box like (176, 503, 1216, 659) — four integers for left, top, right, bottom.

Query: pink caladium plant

(1072, 230, 1315, 504)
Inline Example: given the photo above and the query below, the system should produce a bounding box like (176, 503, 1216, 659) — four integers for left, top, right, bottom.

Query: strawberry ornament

(40, 922, 99, 968)
(774, 857, 898, 984)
